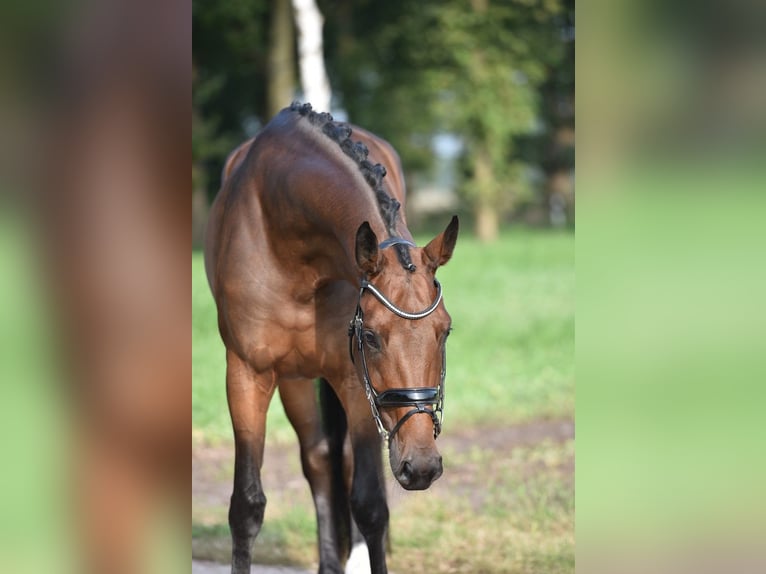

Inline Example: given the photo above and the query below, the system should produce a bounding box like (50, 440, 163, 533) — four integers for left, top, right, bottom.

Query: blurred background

(192, 0, 575, 244)
(0, 0, 764, 572)
(192, 0, 575, 572)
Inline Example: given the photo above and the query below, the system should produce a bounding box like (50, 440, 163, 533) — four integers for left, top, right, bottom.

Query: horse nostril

(429, 462, 442, 482)
(400, 460, 413, 484)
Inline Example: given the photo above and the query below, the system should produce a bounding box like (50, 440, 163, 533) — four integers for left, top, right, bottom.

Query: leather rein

(348, 242, 446, 446)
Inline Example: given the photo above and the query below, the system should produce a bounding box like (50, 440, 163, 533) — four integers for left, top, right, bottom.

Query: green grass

(388, 438, 575, 574)
(192, 228, 574, 443)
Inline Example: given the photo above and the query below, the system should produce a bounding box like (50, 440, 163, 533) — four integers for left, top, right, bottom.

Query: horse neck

(262, 160, 389, 287)
(256, 114, 409, 287)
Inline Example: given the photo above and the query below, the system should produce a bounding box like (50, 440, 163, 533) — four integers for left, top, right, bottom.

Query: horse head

(351, 216, 459, 490)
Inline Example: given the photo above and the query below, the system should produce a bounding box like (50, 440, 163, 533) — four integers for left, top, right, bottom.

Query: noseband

(348, 271, 446, 446)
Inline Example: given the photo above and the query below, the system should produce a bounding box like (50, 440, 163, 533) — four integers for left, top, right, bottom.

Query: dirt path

(193, 418, 574, 569)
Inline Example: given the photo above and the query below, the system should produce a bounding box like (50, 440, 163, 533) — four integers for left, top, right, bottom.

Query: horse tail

(319, 378, 351, 561)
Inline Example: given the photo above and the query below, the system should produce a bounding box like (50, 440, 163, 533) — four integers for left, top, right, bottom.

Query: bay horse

(204, 103, 459, 574)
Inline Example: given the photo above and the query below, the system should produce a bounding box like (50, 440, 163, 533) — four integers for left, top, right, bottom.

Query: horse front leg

(349, 429, 389, 574)
(225, 350, 276, 574)
(336, 382, 390, 574)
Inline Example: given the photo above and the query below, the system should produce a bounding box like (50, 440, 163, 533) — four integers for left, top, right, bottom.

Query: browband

(361, 279, 442, 320)
(379, 236, 416, 250)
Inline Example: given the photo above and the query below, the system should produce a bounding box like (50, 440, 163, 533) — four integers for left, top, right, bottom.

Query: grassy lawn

(193, 228, 574, 573)
(388, 436, 574, 574)
(193, 228, 574, 443)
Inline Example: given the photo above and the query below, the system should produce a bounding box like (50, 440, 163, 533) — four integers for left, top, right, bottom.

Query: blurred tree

(192, 0, 291, 246)
(268, 0, 296, 117)
(192, 0, 271, 145)
(292, 0, 332, 112)
(323, 0, 567, 241)
(192, 0, 572, 243)
(539, 0, 575, 227)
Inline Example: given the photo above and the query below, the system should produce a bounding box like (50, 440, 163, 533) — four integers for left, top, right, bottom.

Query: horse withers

(204, 103, 459, 574)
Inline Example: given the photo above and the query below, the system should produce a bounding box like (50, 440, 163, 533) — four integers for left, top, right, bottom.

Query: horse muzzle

(393, 452, 443, 490)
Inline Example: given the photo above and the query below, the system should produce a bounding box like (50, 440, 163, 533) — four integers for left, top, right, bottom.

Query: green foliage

(193, 0, 272, 192)
(192, 1, 574, 223)
(324, 0, 568, 216)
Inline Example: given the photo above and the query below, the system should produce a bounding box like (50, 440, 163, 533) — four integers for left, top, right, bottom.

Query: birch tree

(291, 0, 332, 112)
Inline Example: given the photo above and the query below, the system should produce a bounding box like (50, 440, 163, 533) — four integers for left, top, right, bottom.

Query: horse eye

(363, 330, 380, 350)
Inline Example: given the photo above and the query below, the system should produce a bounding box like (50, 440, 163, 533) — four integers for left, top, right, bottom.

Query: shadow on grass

(193, 501, 319, 568)
(192, 523, 297, 567)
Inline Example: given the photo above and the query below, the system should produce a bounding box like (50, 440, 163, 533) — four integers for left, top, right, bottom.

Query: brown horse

(204, 103, 459, 574)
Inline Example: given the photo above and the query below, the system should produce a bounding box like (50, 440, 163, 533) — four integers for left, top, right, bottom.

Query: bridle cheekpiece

(348, 240, 447, 446)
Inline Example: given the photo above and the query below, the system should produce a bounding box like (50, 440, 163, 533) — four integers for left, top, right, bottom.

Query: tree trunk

(473, 145, 499, 242)
(268, 0, 296, 118)
(476, 202, 499, 243)
(292, 0, 332, 112)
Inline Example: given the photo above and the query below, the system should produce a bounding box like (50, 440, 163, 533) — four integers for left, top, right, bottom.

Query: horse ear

(423, 215, 459, 271)
(355, 221, 381, 276)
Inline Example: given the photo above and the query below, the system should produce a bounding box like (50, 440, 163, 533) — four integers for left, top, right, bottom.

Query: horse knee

(350, 490, 388, 537)
(303, 438, 331, 477)
(229, 483, 267, 534)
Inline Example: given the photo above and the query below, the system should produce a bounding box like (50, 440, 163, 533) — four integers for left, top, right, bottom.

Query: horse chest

(242, 306, 347, 379)
(225, 274, 353, 379)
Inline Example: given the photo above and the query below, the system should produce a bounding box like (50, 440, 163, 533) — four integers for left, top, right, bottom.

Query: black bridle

(348, 273, 446, 446)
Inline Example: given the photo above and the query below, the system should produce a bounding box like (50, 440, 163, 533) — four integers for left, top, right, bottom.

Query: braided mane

(290, 102, 415, 271)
